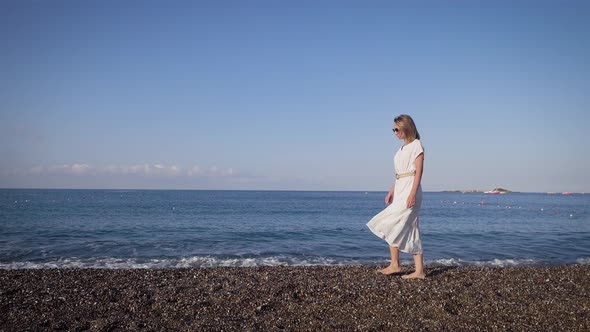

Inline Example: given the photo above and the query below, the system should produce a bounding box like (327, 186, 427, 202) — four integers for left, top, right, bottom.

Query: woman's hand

(406, 194, 416, 209)
(385, 191, 393, 205)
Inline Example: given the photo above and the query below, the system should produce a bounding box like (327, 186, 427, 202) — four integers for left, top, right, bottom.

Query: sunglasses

(392, 128, 400, 133)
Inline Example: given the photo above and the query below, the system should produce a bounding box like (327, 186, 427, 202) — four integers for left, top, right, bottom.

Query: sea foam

(0, 256, 571, 269)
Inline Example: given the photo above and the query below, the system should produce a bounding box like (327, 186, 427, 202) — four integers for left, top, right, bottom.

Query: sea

(1, 189, 589, 269)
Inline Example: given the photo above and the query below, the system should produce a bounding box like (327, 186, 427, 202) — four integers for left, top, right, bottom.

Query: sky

(1, 0, 589, 192)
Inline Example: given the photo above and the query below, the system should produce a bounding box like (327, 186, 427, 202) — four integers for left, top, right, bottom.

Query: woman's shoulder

(400, 139, 423, 151)
(412, 139, 424, 152)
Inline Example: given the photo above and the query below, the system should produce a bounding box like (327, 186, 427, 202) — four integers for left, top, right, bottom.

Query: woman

(367, 114, 425, 279)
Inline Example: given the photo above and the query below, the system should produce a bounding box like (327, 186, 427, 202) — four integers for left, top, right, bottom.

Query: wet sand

(1, 265, 589, 331)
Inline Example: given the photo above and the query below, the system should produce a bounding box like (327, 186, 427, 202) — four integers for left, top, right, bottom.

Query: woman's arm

(406, 153, 424, 208)
(385, 183, 395, 205)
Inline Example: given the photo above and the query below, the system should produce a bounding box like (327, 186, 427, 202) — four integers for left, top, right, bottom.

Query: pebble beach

(1, 265, 589, 331)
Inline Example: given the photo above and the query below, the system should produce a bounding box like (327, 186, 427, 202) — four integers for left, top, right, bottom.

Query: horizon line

(0, 187, 586, 194)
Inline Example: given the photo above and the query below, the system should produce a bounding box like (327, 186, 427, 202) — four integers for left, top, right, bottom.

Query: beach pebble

(1, 265, 589, 331)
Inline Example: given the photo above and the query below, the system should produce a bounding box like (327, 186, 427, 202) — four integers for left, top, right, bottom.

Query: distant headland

(440, 189, 584, 195)
(443, 188, 512, 194)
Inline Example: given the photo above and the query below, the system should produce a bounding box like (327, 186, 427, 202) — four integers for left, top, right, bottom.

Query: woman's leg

(378, 246, 401, 274)
(402, 254, 425, 279)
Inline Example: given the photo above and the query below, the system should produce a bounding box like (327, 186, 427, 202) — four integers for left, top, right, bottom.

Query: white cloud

(25, 163, 236, 178)
(30, 166, 44, 175)
(71, 163, 91, 175)
(28, 164, 92, 176)
(209, 167, 234, 177)
(187, 165, 201, 176)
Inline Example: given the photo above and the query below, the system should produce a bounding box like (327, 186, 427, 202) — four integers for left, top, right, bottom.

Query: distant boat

(562, 192, 574, 195)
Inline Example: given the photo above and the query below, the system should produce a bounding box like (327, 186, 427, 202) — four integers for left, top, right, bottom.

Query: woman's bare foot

(377, 265, 402, 275)
(401, 271, 426, 279)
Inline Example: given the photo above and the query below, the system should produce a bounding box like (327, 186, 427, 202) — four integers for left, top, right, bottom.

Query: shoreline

(2, 265, 589, 331)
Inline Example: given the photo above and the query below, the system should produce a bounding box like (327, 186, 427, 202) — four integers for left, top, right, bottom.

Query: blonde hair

(394, 114, 420, 141)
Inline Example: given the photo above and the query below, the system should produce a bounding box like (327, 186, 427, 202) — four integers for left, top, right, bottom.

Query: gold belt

(396, 171, 415, 180)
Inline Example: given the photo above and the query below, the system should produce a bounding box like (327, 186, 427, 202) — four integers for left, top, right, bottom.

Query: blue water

(1, 189, 589, 269)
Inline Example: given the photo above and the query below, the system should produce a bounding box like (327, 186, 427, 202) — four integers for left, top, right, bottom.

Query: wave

(1, 256, 587, 269)
(0, 256, 360, 269)
(426, 258, 540, 267)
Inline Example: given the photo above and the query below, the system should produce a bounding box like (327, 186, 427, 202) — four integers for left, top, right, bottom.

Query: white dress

(367, 139, 424, 254)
